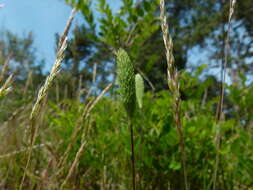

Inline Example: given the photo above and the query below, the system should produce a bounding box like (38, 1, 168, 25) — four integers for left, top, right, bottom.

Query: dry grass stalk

(56, 66, 99, 171)
(59, 141, 87, 190)
(76, 74, 83, 101)
(23, 70, 33, 95)
(0, 142, 51, 159)
(0, 74, 13, 98)
(56, 80, 60, 102)
(0, 55, 11, 83)
(213, 0, 236, 189)
(85, 83, 112, 117)
(85, 62, 98, 99)
(136, 68, 155, 93)
(30, 39, 67, 121)
(57, 83, 112, 171)
(92, 62, 97, 84)
(160, 0, 188, 189)
(56, 105, 90, 172)
(59, 83, 112, 189)
(19, 9, 76, 190)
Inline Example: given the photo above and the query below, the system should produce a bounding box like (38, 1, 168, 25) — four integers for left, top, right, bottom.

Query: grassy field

(1, 0, 253, 189)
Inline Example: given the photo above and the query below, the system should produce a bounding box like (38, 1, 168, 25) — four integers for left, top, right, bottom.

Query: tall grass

(160, 0, 188, 189)
(59, 83, 112, 189)
(213, 0, 237, 189)
(0, 74, 13, 98)
(0, 1, 247, 189)
(19, 9, 76, 190)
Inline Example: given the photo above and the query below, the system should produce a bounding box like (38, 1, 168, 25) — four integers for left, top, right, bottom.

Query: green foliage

(64, 0, 165, 90)
(0, 31, 44, 121)
(41, 71, 253, 189)
(0, 64, 253, 189)
(64, 0, 253, 92)
(0, 31, 44, 77)
(1, 0, 253, 189)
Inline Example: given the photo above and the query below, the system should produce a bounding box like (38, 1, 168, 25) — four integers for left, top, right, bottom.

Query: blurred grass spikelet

(30, 9, 76, 120)
(30, 38, 67, 120)
(116, 49, 136, 118)
(0, 74, 13, 98)
(0, 56, 10, 83)
(135, 73, 144, 109)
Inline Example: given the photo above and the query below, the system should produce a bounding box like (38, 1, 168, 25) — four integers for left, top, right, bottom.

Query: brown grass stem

(59, 83, 112, 189)
(129, 119, 136, 190)
(160, 0, 188, 189)
(213, 0, 236, 189)
(19, 9, 76, 190)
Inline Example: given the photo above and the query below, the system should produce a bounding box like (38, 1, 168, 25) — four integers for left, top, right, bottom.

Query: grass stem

(129, 119, 136, 190)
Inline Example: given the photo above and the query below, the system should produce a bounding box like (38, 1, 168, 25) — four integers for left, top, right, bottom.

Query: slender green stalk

(116, 49, 136, 190)
(129, 119, 136, 190)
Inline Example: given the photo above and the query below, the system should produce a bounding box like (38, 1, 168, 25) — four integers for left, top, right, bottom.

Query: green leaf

(169, 158, 181, 170)
(144, 1, 151, 11)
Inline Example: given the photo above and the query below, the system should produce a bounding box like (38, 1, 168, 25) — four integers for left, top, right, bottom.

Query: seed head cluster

(135, 74, 144, 109)
(116, 49, 136, 118)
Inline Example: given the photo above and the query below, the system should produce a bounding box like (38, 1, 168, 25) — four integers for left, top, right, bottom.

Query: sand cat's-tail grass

(116, 49, 136, 190)
(135, 74, 144, 109)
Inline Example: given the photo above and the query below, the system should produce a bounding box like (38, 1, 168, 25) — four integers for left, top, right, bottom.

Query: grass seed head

(135, 74, 144, 109)
(116, 49, 136, 118)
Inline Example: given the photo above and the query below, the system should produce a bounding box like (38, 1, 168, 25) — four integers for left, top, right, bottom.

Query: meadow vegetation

(0, 0, 253, 189)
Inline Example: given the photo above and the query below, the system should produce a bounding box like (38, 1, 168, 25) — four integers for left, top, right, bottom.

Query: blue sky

(0, 0, 221, 81)
(0, 0, 121, 71)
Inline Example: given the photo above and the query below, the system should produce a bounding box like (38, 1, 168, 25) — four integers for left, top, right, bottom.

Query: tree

(62, 0, 224, 91)
(63, 0, 253, 95)
(0, 31, 43, 79)
(0, 30, 44, 120)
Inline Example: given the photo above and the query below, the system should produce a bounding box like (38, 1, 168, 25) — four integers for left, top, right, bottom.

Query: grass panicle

(160, 0, 188, 189)
(0, 74, 13, 99)
(0, 55, 11, 83)
(19, 9, 76, 190)
(213, 0, 237, 189)
(116, 49, 136, 118)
